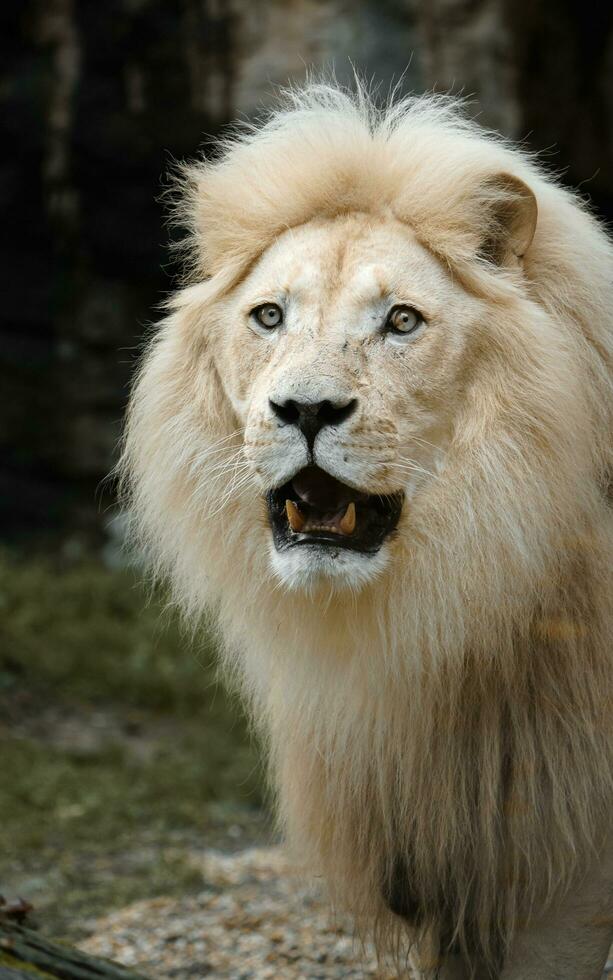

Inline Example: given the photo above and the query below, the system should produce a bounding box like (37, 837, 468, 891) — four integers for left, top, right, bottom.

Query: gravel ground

(79, 846, 402, 979)
(79, 845, 613, 980)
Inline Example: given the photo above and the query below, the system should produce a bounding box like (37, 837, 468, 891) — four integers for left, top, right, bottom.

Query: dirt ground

(79, 845, 400, 979)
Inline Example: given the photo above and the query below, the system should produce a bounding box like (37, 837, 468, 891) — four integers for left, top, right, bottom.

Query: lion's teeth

(286, 499, 305, 532)
(339, 501, 356, 535)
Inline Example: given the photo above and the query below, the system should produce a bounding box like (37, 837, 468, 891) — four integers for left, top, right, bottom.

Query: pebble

(79, 846, 401, 978)
(79, 846, 613, 979)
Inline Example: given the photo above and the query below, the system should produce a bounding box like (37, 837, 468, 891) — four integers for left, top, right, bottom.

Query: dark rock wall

(2, 0, 612, 548)
(1, 0, 421, 547)
(415, 0, 613, 215)
(507, 1, 613, 216)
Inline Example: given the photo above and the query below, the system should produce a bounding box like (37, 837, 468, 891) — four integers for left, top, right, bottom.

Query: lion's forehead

(239, 216, 457, 336)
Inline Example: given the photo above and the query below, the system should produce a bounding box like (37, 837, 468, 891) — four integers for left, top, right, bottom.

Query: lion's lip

(266, 465, 404, 554)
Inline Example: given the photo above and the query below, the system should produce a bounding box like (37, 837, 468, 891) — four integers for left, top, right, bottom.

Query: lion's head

(209, 202, 539, 592)
(122, 84, 613, 967)
(123, 85, 611, 610)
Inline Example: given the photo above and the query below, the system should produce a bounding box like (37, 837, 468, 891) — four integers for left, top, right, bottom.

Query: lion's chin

(268, 537, 392, 592)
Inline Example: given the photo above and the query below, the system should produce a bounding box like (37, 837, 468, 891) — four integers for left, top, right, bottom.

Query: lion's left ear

(477, 173, 538, 266)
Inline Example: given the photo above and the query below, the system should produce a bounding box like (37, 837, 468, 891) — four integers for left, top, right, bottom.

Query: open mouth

(266, 465, 404, 554)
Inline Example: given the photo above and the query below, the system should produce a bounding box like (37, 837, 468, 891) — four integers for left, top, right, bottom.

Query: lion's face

(211, 212, 483, 589)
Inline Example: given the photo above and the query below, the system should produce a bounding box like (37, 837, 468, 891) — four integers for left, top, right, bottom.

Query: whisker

(197, 466, 252, 499)
(394, 459, 438, 481)
(190, 443, 245, 467)
(189, 444, 246, 475)
(205, 469, 257, 519)
(409, 435, 445, 454)
(202, 456, 249, 479)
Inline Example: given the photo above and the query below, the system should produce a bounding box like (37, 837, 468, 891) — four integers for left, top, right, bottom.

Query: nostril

(320, 397, 357, 427)
(270, 397, 357, 429)
(269, 398, 300, 425)
(269, 396, 358, 450)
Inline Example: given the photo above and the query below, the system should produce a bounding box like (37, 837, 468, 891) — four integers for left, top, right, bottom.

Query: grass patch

(0, 552, 265, 939)
(0, 553, 220, 711)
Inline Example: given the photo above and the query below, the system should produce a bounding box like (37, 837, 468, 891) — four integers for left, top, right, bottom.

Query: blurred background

(1, 0, 612, 950)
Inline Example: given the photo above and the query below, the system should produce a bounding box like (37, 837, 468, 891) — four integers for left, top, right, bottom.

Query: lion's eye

(252, 303, 283, 329)
(387, 305, 423, 336)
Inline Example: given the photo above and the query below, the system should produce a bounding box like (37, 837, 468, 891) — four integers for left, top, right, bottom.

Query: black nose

(269, 397, 357, 449)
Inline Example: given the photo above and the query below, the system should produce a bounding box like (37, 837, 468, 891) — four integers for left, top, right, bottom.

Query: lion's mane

(121, 84, 613, 969)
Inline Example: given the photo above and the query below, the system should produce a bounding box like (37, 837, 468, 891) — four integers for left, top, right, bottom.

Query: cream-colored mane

(121, 84, 613, 973)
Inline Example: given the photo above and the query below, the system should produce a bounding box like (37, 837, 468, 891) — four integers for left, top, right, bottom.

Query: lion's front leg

(409, 928, 475, 979)
(499, 837, 613, 980)
(409, 956, 469, 980)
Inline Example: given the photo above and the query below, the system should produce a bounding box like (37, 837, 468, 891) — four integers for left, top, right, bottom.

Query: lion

(121, 83, 613, 978)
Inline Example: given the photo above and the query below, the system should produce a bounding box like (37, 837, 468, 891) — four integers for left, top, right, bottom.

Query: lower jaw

(265, 474, 404, 558)
(269, 535, 392, 589)
(271, 531, 386, 556)
(267, 502, 403, 556)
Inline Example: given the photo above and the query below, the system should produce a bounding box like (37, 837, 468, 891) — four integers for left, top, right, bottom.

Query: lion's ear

(477, 173, 538, 266)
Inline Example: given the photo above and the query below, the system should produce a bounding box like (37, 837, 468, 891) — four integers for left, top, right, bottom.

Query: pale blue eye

(253, 304, 283, 329)
(388, 306, 422, 334)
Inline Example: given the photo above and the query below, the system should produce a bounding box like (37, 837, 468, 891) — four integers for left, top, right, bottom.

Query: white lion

(121, 84, 613, 978)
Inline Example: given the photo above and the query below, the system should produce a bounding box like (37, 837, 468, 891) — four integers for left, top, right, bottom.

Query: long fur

(120, 83, 613, 973)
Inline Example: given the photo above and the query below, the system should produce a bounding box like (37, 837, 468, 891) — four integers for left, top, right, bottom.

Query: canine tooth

(286, 499, 305, 532)
(339, 501, 356, 535)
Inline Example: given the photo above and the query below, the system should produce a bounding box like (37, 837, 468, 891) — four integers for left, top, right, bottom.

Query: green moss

(0, 949, 56, 979)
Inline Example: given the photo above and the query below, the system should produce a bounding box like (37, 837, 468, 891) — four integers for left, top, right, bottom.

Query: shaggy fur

(121, 84, 613, 974)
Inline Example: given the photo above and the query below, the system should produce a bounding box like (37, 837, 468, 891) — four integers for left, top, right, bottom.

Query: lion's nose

(269, 396, 357, 449)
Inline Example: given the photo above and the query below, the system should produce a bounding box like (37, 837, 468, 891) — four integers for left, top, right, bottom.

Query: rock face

(2, 1, 612, 547)
(415, 0, 613, 215)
